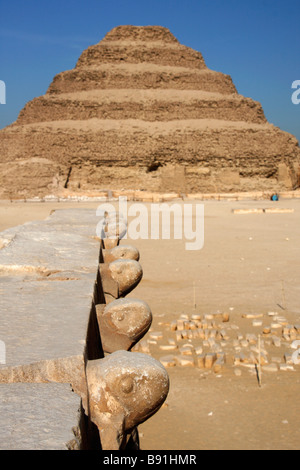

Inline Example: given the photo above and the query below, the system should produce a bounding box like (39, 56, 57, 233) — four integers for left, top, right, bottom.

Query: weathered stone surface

(175, 355, 195, 367)
(86, 350, 169, 450)
(0, 210, 103, 449)
(108, 259, 143, 296)
(103, 245, 140, 263)
(205, 353, 217, 369)
(0, 212, 100, 366)
(0, 25, 299, 199)
(96, 298, 152, 352)
(0, 383, 81, 450)
(0, 208, 169, 450)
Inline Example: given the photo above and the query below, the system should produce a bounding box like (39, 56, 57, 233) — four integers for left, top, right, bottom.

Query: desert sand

(0, 197, 299, 450)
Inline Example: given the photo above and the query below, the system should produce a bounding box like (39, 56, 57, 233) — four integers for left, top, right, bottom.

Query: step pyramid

(0, 25, 299, 198)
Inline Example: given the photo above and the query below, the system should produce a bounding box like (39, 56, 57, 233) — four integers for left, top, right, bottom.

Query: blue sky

(0, 0, 299, 141)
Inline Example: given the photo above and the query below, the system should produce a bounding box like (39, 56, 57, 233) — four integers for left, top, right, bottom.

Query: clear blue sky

(0, 0, 299, 141)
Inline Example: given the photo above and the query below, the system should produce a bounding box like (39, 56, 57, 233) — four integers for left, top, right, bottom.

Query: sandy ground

(0, 198, 299, 450)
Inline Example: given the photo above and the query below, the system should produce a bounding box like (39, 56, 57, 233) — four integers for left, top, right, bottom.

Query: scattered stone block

(197, 329, 205, 339)
(263, 327, 271, 335)
(132, 339, 150, 354)
(195, 346, 203, 355)
(294, 325, 300, 334)
(264, 208, 294, 214)
(189, 321, 197, 330)
(262, 363, 278, 372)
(271, 323, 282, 330)
(179, 346, 194, 356)
(246, 333, 257, 344)
(242, 313, 263, 319)
(175, 331, 182, 342)
(284, 353, 293, 365)
(181, 330, 188, 339)
(221, 313, 230, 323)
(191, 314, 202, 321)
(279, 364, 295, 372)
(258, 353, 268, 366)
(149, 332, 163, 341)
(175, 355, 195, 367)
(208, 338, 216, 348)
(159, 344, 178, 351)
(239, 363, 256, 370)
(272, 336, 281, 347)
(160, 356, 177, 368)
(213, 354, 225, 373)
(187, 330, 193, 340)
(204, 314, 214, 321)
(234, 354, 241, 366)
(290, 329, 297, 340)
(271, 357, 282, 364)
(196, 354, 206, 369)
(204, 353, 217, 369)
(283, 325, 294, 335)
(211, 343, 223, 354)
(233, 208, 264, 215)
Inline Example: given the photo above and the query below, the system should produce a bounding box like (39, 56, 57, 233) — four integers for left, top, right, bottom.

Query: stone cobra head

(86, 350, 169, 450)
(103, 245, 140, 263)
(96, 298, 152, 352)
(108, 259, 143, 296)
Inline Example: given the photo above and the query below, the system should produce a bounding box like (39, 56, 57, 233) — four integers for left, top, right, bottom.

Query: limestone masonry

(0, 25, 299, 199)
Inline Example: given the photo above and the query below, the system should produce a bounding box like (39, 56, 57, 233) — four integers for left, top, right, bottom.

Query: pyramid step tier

(0, 119, 298, 198)
(47, 64, 237, 95)
(76, 42, 207, 70)
(17, 90, 266, 125)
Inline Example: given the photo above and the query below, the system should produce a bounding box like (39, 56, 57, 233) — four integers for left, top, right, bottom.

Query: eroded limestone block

(0, 350, 170, 450)
(96, 298, 152, 352)
(86, 350, 169, 450)
(0, 355, 88, 407)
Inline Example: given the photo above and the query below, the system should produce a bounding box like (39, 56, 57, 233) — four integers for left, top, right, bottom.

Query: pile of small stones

(133, 311, 300, 376)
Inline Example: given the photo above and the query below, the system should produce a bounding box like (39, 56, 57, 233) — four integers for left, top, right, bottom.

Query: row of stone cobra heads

(87, 211, 170, 449)
(0, 211, 170, 451)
